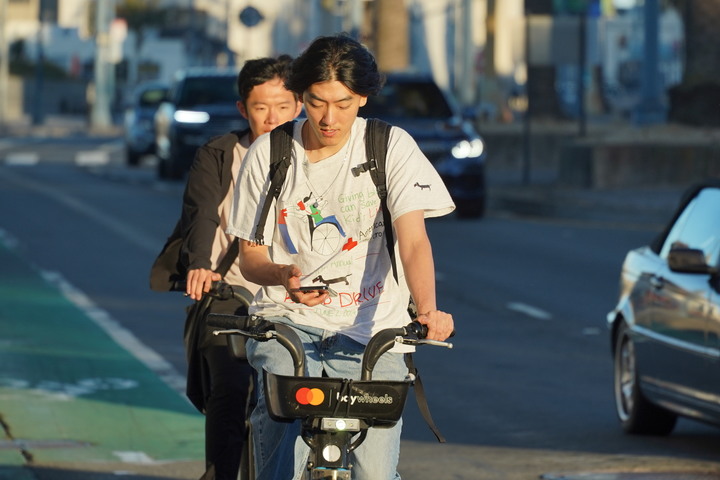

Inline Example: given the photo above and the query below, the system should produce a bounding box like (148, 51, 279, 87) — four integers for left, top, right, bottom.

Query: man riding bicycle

(226, 34, 455, 480)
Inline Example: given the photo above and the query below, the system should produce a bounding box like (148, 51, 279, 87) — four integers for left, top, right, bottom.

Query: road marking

(75, 150, 109, 166)
(0, 168, 162, 253)
(40, 270, 187, 395)
(506, 302, 552, 320)
(0, 377, 139, 401)
(4, 152, 39, 166)
(113, 451, 157, 464)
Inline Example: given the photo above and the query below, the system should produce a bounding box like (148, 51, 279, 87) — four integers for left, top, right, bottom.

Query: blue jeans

(246, 317, 406, 480)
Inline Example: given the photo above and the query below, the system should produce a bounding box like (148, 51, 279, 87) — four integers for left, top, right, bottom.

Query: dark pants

(200, 298, 255, 480)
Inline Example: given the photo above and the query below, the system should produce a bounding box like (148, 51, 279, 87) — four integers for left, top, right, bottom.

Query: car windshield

(362, 79, 454, 120)
(176, 76, 238, 108)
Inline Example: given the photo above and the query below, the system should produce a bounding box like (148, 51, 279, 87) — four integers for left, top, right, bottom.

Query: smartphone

(297, 285, 329, 293)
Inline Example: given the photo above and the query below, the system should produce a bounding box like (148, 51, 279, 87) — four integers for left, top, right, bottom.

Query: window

(177, 76, 238, 109)
(661, 187, 720, 267)
(139, 88, 167, 107)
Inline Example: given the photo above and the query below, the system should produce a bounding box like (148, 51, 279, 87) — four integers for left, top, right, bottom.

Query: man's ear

(237, 101, 248, 119)
(294, 101, 303, 118)
(359, 96, 368, 107)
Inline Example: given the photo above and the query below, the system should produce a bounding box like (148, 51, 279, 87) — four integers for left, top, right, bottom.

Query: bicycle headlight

(451, 138, 484, 159)
(173, 110, 210, 124)
(320, 418, 360, 432)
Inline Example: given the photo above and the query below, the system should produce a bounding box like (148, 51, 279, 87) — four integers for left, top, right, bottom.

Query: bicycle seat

(263, 370, 410, 426)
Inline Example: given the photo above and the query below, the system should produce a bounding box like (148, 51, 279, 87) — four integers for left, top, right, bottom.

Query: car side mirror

(668, 247, 718, 275)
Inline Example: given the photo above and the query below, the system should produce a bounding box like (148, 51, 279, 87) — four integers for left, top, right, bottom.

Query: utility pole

(31, 4, 45, 126)
(633, 0, 665, 125)
(0, 0, 8, 126)
(91, 0, 115, 129)
(459, 0, 475, 106)
(347, 0, 363, 41)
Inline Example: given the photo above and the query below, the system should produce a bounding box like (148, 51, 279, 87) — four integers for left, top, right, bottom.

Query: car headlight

(451, 138, 484, 159)
(173, 110, 210, 124)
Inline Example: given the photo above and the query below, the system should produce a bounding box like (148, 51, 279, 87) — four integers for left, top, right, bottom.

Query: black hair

(237, 54, 295, 103)
(285, 34, 385, 97)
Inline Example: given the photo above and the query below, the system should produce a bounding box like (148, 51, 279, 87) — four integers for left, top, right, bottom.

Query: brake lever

(212, 328, 275, 341)
(395, 337, 454, 349)
(417, 339, 454, 349)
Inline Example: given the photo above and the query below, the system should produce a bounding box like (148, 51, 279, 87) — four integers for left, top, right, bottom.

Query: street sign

(239, 6, 264, 28)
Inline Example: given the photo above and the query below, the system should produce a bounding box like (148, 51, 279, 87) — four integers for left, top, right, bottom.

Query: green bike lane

(0, 241, 205, 479)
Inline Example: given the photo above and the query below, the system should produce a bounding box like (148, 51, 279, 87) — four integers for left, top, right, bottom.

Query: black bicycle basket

(263, 370, 410, 424)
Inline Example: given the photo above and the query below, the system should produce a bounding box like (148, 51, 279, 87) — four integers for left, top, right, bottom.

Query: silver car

(607, 179, 720, 435)
(123, 81, 169, 166)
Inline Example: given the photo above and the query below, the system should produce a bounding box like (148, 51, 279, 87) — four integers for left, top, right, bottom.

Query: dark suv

(361, 72, 487, 218)
(154, 68, 248, 180)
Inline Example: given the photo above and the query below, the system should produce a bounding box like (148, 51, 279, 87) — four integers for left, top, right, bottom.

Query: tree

(666, 0, 720, 125)
(668, 0, 720, 85)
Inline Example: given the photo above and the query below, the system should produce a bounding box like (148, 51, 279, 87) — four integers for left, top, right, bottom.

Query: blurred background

(1, 0, 715, 130)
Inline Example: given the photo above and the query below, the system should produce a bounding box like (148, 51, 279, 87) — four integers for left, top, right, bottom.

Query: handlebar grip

(206, 313, 251, 329)
(407, 321, 428, 338)
(408, 321, 456, 339)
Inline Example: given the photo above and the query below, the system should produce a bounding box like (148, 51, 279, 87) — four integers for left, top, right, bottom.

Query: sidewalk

(487, 182, 686, 228)
(0, 241, 206, 480)
(0, 116, 122, 139)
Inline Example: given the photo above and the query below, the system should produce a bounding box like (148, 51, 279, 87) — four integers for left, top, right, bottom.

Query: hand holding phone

(296, 285, 329, 293)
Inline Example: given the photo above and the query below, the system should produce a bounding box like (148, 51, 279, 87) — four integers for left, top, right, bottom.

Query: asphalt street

(0, 117, 711, 480)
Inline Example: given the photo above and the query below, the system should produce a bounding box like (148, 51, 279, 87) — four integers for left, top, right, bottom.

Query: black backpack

(251, 119, 446, 443)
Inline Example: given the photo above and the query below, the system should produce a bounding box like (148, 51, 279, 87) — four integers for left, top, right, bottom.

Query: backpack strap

(356, 118, 397, 282)
(216, 238, 239, 277)
(405, 353, 446, 443)
(253, 120, 295, 245)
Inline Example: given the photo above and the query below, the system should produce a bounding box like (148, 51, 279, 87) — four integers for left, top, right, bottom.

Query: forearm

(400, 237, 437, 315)
(239, 240, 328, 307)
(239, 241, 291, 286)
(395, 210, 453, 341)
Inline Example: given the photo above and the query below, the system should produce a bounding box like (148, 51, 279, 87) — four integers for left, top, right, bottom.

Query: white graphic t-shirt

(227, 117, 454, 347)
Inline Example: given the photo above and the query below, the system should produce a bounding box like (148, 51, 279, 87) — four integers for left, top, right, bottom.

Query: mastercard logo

(295, 387, 325, 406)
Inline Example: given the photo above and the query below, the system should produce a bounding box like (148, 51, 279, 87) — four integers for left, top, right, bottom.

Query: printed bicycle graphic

(299, 197, 346, 255)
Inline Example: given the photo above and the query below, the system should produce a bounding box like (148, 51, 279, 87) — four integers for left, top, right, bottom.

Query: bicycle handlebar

(172, 280, 250, 304)
(208, 314, 306, 376)
(207, 314, 452, 381)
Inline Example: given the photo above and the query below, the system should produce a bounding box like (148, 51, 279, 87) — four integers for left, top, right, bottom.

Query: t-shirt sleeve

(226, 135, 275, 242)
(385, 127, 455, 220)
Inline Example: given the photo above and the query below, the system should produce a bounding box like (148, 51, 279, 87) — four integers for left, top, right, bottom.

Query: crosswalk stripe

(75, 150, 109, 166)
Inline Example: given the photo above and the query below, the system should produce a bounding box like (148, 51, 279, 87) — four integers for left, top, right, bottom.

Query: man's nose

(267, 108, 279, 124)
(321, 108, 336, 126)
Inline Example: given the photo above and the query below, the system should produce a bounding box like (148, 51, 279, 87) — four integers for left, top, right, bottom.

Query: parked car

(607, 179, 720, 435)
(123, 81, 168, 166)
(154, 68, 248, 180)
(361, 72, 487, 218)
